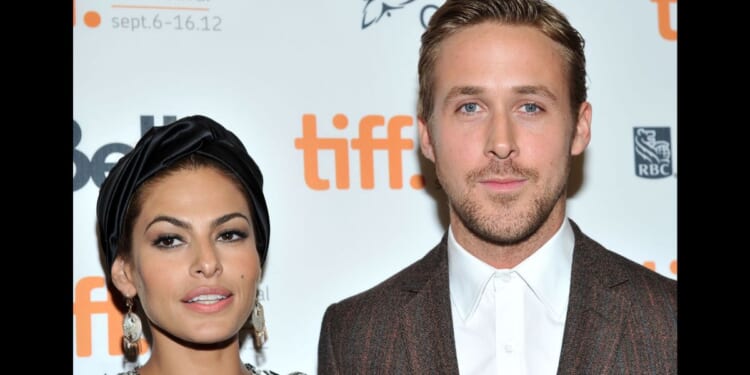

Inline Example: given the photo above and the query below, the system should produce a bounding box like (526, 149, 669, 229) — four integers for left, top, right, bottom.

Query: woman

(96, 115, 304, 375)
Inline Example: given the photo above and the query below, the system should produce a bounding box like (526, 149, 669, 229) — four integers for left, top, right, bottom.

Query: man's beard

(441, 158, 570, 246)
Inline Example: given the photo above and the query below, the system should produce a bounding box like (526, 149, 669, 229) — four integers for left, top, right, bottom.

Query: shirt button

(504, 344, 513, 353)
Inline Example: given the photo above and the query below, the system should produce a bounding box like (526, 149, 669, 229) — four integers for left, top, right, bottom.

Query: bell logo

(295, 114, 424, 190)
(73, 276, 149, 357)
(73, 115, 177, 191)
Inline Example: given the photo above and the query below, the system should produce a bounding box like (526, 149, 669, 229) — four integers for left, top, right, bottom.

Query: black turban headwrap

(96, 115, 270, 275)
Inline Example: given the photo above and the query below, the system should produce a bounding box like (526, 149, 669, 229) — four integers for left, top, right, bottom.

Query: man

(317, 0, 677, 373)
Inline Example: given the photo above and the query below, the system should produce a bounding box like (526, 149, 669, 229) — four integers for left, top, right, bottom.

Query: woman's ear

(111, 256, 138, 298)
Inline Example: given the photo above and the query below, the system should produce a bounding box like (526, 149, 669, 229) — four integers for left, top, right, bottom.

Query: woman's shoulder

(246, 363, 307, 375)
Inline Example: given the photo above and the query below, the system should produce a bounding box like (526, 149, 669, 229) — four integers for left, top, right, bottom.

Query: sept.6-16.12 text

(112, 14, 222, 31)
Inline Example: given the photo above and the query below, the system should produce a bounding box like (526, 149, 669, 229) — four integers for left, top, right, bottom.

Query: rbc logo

(633, 127, 672, 178)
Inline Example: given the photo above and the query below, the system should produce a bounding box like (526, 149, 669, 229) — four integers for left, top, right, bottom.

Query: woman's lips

(182, 287, 233, 313)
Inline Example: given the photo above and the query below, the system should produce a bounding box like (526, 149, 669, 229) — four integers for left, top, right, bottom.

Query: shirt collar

(448, 219, 575, 321)
(447, 228, 497, 321)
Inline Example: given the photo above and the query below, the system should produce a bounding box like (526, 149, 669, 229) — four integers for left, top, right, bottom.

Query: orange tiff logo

(73, 276, 149, 357)
(643, 259, 677, 276)
(295, 114, 425, 190)
(651, 0, 677, 40)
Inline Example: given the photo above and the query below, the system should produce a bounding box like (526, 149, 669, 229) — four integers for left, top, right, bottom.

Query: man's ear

(571, 101, 592, 156)
(418, 117, 436, 162)
(111, 256, 137, 298)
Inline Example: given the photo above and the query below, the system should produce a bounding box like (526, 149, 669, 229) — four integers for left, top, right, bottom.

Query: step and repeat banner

(73, 0, 677, 374)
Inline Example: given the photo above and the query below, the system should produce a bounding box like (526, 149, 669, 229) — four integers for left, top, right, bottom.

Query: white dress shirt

(448, 219, 575, 375)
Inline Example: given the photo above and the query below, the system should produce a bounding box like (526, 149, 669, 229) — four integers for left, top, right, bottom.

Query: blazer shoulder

(328, 239, 447, 311)
(318, 238, 452, 373)
(563, 221, 677, 375)
(571, 220, 676, 303)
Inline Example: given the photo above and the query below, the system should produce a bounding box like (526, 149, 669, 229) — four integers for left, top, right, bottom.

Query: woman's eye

(153, 235, 183, 248)
(218, 230, 248, 242)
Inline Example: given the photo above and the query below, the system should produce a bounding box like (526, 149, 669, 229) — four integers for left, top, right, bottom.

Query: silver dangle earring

(122, 297, 142, 352)
(250, 299, 267, 349)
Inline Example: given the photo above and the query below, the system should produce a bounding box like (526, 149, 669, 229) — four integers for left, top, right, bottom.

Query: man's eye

(521, 103, 540, 113)
(460, 103, 479, 113)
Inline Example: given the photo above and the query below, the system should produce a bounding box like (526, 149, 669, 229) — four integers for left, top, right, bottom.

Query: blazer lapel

(557, 222, 631, 375)
(398, 240, 461, 374)
(392, 224, 633, 374)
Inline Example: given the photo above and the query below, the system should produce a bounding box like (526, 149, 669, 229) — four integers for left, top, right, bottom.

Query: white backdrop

(73, 0, 677, 374)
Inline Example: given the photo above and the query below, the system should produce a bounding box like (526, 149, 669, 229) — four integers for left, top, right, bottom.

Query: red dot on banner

(669, 259, 677, 275)
(84, 11, 101, 28)
(410, 174, 424, 189)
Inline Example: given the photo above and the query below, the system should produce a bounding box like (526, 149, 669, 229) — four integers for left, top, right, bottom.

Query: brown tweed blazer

(317, 220, 677, 374)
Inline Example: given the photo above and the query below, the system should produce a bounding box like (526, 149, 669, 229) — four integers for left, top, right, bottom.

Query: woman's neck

(137, 335, 251, 375)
